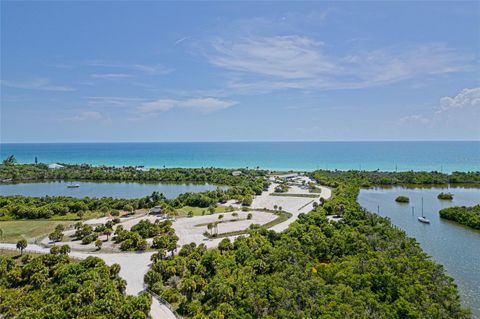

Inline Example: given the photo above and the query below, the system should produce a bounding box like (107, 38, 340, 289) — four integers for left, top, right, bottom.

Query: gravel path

(1, 175, 331, 319)
(252, 182, 331, 232)
(173, 210, 276, 248)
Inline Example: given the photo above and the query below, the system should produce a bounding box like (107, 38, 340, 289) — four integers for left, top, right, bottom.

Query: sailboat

(417, 197, 430, 224)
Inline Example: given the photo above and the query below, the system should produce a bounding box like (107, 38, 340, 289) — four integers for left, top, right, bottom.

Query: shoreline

(2, 141, 479, 173)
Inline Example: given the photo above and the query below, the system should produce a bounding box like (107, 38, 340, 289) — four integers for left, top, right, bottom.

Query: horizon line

(1, 140, 479, 144)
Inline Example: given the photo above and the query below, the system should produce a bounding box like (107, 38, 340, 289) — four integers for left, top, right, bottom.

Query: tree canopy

(0, 254, 151, 319)
(440, 204, 480, 230)
(144, 172, 471, 318)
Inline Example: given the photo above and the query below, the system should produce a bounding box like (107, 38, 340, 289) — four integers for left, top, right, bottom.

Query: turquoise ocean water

(1, 142, 479, 172)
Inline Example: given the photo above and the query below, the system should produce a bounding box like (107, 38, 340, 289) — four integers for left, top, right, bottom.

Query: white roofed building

(48, 163, 64, 170)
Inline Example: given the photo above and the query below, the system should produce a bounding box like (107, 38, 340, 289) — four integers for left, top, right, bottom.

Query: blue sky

(1, 1, 479, 142)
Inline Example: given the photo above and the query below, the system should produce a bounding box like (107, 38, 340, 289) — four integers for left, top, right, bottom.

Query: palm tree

(103, 229, 112, 241)
(16, 239, 27, 255)
(2, 155, 16, 166)
(60, 245, 71, 255)
(167, 237, 178, 256)
(207, 223, 213, 236)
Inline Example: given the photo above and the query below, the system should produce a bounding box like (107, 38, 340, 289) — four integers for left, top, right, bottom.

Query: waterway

(0, 181, 223, 199)
(358, 186, 480, 317)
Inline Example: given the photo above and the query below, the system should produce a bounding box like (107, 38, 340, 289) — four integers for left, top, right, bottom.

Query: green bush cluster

(437, 192, 454, 200)
(311, 170, 480, 187)
(0, 254, 151, 318)
(395, 196, 410, 203)
(439, 205, 480, 230)
(144, 173, 470, 318)
(0, 163, 268, 186)
(114, 220, 178, 252)
(0, 195, 158, 220)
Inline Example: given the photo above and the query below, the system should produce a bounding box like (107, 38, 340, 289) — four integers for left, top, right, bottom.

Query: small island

(395, 195, 410, 203)
(439, 205, 480, 230)
(438, 192, 454, 200)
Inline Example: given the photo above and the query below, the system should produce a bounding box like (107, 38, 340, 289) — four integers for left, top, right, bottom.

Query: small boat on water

(418, 216, 430, 224)
(417, 197, 430, 224)
(67, 183, 80, 188)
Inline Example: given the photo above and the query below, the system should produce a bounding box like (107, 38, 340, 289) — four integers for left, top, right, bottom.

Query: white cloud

(209, 36, 335, 79)
(138, 97, 236, 113)
(67, 111, 106, 122)
(175, 37, 190, 45)
(399, 88, 480, 138)
(206, 36, 472, 92)
(91, 73, 135, 79)
(399, 114, 431, 125)
(87, 96, 147, 107)
(1, 78, 75, 92)
(438, 87, 480, 113)
(132, 64, 173, 75)
(88, 61, 173, 75)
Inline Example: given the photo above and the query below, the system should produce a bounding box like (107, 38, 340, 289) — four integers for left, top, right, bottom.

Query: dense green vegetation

(144, 171, 470, 318)
(0, 163, 267, 186)
(439, 205, 480, 230)
(0, 164, 267, 222)
(311, 170, 480, 187)
(0, 254, 151, 318)
(437, 192, 454, 200)
(0, 183, 263, 222)
(115, 220, 178, 252)
(0, 195, 151, 220)
(395, 196, 410, 203)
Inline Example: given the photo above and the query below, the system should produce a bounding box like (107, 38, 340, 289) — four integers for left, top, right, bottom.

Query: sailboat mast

(421, 197, 424, 217)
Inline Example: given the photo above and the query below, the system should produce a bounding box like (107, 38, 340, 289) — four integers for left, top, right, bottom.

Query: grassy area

(194, 217, 242, 227)
(176, 205, 230, 217)
(206, 210, 292, 239)
(269, 193, 319, 198)
(0, 220, 73, 243)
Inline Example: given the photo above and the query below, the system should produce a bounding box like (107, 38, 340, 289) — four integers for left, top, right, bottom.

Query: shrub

(82, 234, 97, 245)
(48, 230, 64, 242)
(120, 239, 134, 251)
(395, 196, 410, 203)
(438, 192, 454, 200)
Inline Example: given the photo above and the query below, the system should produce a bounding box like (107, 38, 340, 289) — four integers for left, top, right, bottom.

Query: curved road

(1, 179, 331, 319)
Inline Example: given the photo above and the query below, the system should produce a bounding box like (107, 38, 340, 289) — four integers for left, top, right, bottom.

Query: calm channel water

(358, 186, 480, 317)
(0, 181, 222, 199)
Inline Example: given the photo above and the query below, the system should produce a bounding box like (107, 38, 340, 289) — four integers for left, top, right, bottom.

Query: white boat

(418, 216, 430, 224)
(67, 183, 80, 188)
(417, 197, 430, 224)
